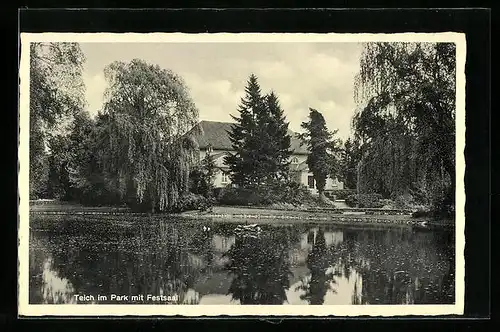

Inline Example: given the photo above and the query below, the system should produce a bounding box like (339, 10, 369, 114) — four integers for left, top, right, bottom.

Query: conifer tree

(259, 92, 292, 183)
(299, 108, 341, 199)
(226, 74, 293, 189)
(225, 74, 265, 187)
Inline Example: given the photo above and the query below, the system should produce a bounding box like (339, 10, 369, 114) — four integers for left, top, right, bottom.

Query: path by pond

(28, 214, 455, 305)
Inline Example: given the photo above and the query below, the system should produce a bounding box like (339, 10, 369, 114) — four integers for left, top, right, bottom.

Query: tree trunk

(150, 185, 156, 214)
(442, 157, 455, 195)
(318, 185, 335, 206)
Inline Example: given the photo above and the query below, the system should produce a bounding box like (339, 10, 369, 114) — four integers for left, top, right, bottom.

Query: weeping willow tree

(101, 59, 200, 213)
(29, 42, 86, 198)
(353, 42, 456, 213)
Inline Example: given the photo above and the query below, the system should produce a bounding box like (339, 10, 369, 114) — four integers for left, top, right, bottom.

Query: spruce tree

(225, 74, 265, 187)
(226, 74, 293, 190)
(260, 92, 292, 183)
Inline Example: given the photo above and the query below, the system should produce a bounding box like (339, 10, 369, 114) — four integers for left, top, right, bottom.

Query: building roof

(191, 120, 309, 155)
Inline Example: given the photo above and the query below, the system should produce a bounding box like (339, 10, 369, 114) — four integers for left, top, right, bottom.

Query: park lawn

(201, 205, 412, 219)
(29, 201, 453, 228)
(29, 202, 131, 212)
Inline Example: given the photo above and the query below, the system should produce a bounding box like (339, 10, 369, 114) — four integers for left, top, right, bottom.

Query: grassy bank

(180, 206, 454, 228)
(29, 202, 454, 229)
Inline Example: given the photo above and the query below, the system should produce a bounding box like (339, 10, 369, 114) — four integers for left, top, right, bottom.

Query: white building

(190, 121, 343, 194)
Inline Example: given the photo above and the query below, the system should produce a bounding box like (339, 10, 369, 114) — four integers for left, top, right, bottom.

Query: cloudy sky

(80, 42, 363, 140)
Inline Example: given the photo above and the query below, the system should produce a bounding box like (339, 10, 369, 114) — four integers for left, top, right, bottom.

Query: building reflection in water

(29, 217, 455, 305)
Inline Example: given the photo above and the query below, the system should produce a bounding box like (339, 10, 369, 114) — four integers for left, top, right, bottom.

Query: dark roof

(192, 121, 234, 151)
(288, 130, 309, 155)
(191, 120, 309, 155)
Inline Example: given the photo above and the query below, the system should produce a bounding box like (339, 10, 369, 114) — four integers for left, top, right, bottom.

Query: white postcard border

(18, 32, 466, 317)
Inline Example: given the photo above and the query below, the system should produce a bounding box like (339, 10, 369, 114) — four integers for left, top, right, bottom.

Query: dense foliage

(99, 59, 200, 212)
(224, 229, 295, 304)
(338, 137, 362, 190)
(345, 193, 384, 208)
(324, 189, 357, 200)
(29, 42, 86, 199)
(298, 108, 342, 199)
(217, 181, 315, 207)
(353, 42, 456, 217)
(30, 43, 456, 217)
(224, 74, 292, 189)
(189, 149, 217, 199)
(30, 53, 202, 212)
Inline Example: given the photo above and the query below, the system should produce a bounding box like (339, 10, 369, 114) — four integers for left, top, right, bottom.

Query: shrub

(379, 198, 395, 209)
(411, 205, 432, 218)
(345, 193, 384, 208)
(359, 193, 384, 208)
(328, 189, 357, 200)
(409, 186, 430, 205)
(430, 188, 455, 219)
(213, 187, 225, 200)
(170, 193, 214, 212)
(394, 193, 415, 209)
(217, 181, 316, 207)
(218, 187, 264, 206)
(324, 192, 336, 201)
(345, 194, 357, 207)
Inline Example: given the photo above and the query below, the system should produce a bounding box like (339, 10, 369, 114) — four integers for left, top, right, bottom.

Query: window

(291, 157, 299, 164)
(221, 173, 229, 184)
(308, 175, 315, 189)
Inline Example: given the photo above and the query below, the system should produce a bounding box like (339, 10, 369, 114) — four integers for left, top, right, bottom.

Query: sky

(80, 42, 363, 140)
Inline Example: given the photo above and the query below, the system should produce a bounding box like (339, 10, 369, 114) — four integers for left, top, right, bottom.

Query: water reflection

(224, 227, 294, 304)
(295, 228, 339, 304)
(29, 217, 455, 305)
(31, 257, 78, 304)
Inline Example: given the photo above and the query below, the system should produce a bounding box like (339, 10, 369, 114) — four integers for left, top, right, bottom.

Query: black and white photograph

(18, 33, 465, 316)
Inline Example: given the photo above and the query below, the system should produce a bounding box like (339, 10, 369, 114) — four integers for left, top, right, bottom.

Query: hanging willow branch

(353, 42, 456, 208)
(101, 59, 200, 212)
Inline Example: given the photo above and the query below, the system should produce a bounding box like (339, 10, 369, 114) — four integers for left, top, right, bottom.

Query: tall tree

(29, 42, 86, 198)
(353, 42, 456, 213)
(260, 92, 292, 182)
(101, 59, 199, 212)
(225, 74, 292, 188)
(225, 74, 265, 187)
(339, 136, 362, 190)
(65, 111, 118, 205)
(299, 108, 342, 199)
(46, 134, 72, 200)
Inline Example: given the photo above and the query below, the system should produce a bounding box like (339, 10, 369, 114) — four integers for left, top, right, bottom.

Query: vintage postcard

(18, 32, 466, 317)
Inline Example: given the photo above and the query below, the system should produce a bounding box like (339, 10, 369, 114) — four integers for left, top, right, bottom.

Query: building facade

(191, 121, 343, 194)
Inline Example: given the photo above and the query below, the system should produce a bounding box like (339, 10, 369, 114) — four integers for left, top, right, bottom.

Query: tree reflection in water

(30, 219, 212, 304)
(296, 228, 340, 304)
(333, 228, 455, 304)
(29, 216, 455, 305)
(224, 226, 294, 304)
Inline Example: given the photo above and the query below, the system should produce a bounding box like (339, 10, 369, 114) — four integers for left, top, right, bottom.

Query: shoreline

(28, 203, 454, 230)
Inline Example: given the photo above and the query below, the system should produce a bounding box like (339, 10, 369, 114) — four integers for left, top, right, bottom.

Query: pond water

(29, 216, 455, 305)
